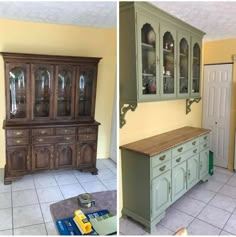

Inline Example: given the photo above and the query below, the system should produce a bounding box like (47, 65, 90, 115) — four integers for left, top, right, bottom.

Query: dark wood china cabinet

(2, 53, 101, 184)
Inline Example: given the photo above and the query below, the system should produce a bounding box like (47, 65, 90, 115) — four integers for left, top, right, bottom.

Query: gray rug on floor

(50, 190, 117, 223)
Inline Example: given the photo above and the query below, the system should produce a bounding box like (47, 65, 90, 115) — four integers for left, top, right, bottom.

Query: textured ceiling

(0, 1, 116, 28)
(151, 1, 236, 41)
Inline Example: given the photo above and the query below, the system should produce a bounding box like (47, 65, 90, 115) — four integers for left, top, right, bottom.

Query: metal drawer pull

(159, 155, 166, 161)
(203, 144, 207, 148)
(159, 165, 166, 172)
(65, 137, 71, 140)
(177, 147, 183, 152)
(40, 130, 46, 135)
(64, 129, 68, 133)
(188, 170, 191, 178)
(37, 138, 44, 142)
(204, 136, 207, 140)
(176, 157, 181, 163)
(16, 140, 21, 144)
(14, 131, 23, 136)
(193, 149, 198, 153)
(192, 141, 196, 145)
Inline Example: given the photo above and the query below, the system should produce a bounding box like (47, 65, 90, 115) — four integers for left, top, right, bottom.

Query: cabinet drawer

(199, 141, 209, 152)
(199, 134, 209, 144)
(172, 138, 199, 157)
(152, 161, 171, 179)
(7, 129, 29, 138)
(7, 138, 29, 146)
(78, 134, 97, 141)
(33, 136, 75, 144)
(56, 127, 76, 135)
(172, 147, 199, 168)
(78, 127, 97, 134)
(151, 150, 171, 168)
(32, 128, 54, 136)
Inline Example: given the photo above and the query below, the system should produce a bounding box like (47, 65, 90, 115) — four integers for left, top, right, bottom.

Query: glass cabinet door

(137, 15, 159, 101)
(55, 65, 75, 119)
(6, 63, 30, 120)
(162, 31, 176, 98)
(76, 67, 96, 120)
(178, 37, 190, 97)
(32, 64, 53, 119)
(192, 42, 201, 96)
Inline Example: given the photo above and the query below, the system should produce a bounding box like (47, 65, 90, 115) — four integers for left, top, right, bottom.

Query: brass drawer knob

(177, 147, 183, 152)
(204, 136, 207, 140)
(193, 149, 198, 153)
(203, 144, 207, 148)
(14, 131, 23, 136)
(40, 130, 46, 135)
(37, 138, 44, 142)
(16, 140, 21, 144)
(65, 137, 71, 140)
(159, 165, 166, 172)
(176, 157, 181, 163)
(64, 129, 68, 133)
(159, 155, 166, 161)
(192, 141, 196, 145)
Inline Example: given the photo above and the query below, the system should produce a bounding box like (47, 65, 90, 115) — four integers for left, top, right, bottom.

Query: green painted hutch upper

(120, 2, 205, 125)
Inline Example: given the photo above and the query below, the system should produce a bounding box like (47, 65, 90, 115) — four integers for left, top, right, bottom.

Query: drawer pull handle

(177, 147, 183, 152)
(16, 140, 21, 144)
(40, 130, 46, 135)
(203, 144, 207, 148)
(37, 138, 44, 142)
(188, 170, 191, 178)
(159, 155, 166, 161)
(65, 137, 71, 140)
(193, 149, 198, 153)
(64, 129, 68, 133)
(159, 165, 166, 172)
(14, 131, 23, 136)
(204, 136, 207, 140)
(176, 157, 181, 163)
(192, 141, 196, 145)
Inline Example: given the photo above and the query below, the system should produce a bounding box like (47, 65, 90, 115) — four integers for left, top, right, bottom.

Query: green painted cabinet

(120, 127, 210, 234)
(152, 170, 171, 218)
(120, 2, 205, 106)
(187, 154, 199, 189)
(172, 162, 187, 202)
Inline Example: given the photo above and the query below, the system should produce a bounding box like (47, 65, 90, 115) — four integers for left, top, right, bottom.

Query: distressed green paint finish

(187, 154, 199, 189)
(200, 148, 209, 180)
(172, 161, 187, 202)
(152, 170, 171, 218)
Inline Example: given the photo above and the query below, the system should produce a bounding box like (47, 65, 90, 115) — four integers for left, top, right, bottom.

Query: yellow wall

(204, 39, 236, 171)
(0, 19, 116, 168)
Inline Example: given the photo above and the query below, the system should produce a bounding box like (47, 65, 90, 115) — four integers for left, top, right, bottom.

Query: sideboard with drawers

(120, 126, 210, 233)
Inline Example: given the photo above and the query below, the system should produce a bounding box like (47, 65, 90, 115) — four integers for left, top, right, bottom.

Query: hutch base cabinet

(120, 126, 210, 233)
(2, 53, 101, 184)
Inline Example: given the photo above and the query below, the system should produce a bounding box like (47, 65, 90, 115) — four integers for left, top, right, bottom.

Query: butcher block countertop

(120, 126, 211, 156)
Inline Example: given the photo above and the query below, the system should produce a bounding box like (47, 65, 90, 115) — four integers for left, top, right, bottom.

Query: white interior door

(203, 64, 232, 168)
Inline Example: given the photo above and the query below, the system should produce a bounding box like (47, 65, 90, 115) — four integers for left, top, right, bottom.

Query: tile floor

(120, 166, 236, 235)
(0, 158, 117, 235)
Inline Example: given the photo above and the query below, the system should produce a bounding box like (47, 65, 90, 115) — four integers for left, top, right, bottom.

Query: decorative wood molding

(186, 98, 201, 114)
(120, 103, 137, 128)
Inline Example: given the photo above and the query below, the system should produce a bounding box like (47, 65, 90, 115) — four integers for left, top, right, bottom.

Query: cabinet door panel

(31, 64, 54, 120)
(55, 143, 75, 169)
(200, 149, 209, 180)
(6, 146, 30, 175)
(152, 170, 171, 218)
(54, 65, 76, 119)
(32, 145, 53, 171)
(172, 162, 187, 202)
(6, 63, 30, 121)
(160, 25, 177, 99)
(187, 154, 199, 189)
(77, 142, 97, 169)
(75, 66, 97, 121)
(137, 14, 160, 101)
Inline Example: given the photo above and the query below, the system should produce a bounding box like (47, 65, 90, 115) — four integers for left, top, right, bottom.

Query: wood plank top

(120, 126, 211, 156)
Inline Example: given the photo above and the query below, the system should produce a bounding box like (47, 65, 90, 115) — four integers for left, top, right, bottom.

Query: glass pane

(179, 38, 189, 94)
(57, 69, 72, 116)
(34, 67, 51, 117)
(192, 43, 200, 93)
(9, 67, 27, 119)
(141, 23, 156, 95)
(78, 69, 94, 116)
(163, 32, 175, 94)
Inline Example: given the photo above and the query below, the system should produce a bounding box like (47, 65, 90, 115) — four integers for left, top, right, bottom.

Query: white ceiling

(151, 1, 236, 42)
(0, 1, 116, 28)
